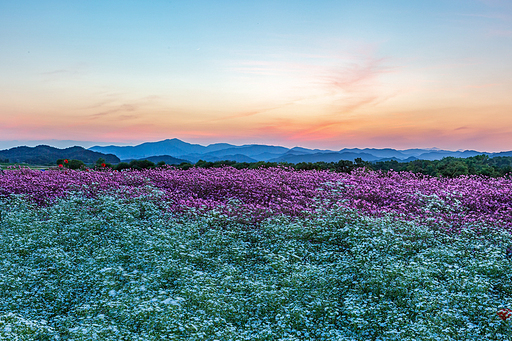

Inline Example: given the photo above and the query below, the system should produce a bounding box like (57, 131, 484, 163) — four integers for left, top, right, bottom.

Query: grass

(0, 164, 52, 170)
(0, 192, 511, 340)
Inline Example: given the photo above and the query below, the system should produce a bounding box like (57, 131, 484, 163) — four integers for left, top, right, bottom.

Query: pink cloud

(222, 49, 395, 123)
(319, 57, 394, 94)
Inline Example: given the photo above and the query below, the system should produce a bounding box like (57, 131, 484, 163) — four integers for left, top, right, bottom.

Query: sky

(1, 0, 512, 151)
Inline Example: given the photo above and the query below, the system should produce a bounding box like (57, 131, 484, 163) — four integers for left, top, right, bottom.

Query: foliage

(114, 160, 166, 171)
(95, 158, 113, 170)
(56, 159, 86, 170)
(127, 159, 156, 170)
(25, 152, 512, 177)
(372, 155, 512, 178)
(174, 155, 512, 178)
(182, 159, 371, 173)
(114, 162, 131, 171)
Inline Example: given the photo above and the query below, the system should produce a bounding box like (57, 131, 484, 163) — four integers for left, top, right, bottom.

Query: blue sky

(1, 0, 511, 151)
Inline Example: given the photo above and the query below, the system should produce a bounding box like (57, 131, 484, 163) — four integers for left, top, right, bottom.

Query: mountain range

(88, 138, 511, 164)
(2, 139, 511, 166)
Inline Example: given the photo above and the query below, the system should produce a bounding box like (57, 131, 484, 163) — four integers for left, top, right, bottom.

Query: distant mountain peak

(85, 139, 504, 164)
(3, 138, 502, 165)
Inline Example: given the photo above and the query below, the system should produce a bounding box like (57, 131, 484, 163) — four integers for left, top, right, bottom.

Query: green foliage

(128, 159, 156, 170)
(95, 158, 113, 169)
(56, 158, 86, 170)
(67, 159, 86, 170)
(114, 162, 131, 171)
(173, 155, 512, 178)
(178, 162, 193, 170)
(176, 159, 371, 173)
(372, 155, 512, 177)
(43, 154, 512, 177)
(437, 158, 470, 177)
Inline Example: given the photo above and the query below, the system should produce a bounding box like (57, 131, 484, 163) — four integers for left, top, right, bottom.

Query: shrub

(115, 162, 131, 171)
(129, 159, 155, 170)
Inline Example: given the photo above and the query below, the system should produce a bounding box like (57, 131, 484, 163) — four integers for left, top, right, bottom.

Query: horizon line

(0, 138, 504, 154)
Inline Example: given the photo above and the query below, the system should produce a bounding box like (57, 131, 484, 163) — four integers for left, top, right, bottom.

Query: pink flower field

(1, 166, 511, 233)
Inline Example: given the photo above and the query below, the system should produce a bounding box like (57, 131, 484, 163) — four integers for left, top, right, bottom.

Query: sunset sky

(1, 0, 512, 151)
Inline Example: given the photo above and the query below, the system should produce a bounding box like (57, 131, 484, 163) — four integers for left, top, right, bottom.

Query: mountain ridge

(87, 139, 498, 164)
(0, 145, 120, 165)
(0, 139, 504, 165)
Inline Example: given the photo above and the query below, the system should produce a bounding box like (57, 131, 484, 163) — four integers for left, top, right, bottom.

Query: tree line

(183, 155, 512, 178)
(53, 154, 512, 178)
(372, 155, 512, 177)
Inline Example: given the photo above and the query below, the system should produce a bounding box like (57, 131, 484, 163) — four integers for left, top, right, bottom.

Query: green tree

(67, 159, 86, 170)
(56, 158, 85, 169)
(178, 162, 193, 170)
(438, 160, 469, 177)
(354, 158, 373, 171)
(115, 162, 131, 171)
(195, 160, 213, 168)
(95, 158, 113, 169)
(129, 160, 155, 170)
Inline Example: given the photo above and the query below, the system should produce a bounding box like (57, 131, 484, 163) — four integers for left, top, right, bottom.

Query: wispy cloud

(89, 104, 137, 119)
(39, 63, 88, 81)
(209, 103, 293, 121)
(221, 49, 394, 124)
(320, 57, 391, 93)
(86, 96, 160, 120)
(244, 98, 383, 142)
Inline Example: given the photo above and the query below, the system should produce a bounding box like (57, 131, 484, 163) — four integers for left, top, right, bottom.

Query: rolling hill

(0, 145, 120, 165)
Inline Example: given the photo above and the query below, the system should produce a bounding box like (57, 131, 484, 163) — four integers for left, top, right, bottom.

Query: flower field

(0, 167, 512, 340)
(3, 166, 512, 231)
